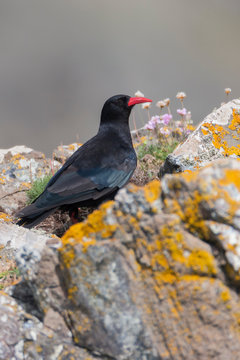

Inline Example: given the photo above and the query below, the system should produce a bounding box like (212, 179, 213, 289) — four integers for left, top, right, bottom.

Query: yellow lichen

(36, 345, 43, 353)
(68, 285, 78, 299)
(59, 201, 116, 267)
(0, 212, 12, 223)
(220, 289, 231, 303)
(0, 175, 7, 184)
(181, 169, 199, 182)
(201, 128, 209, 136)
(187, 250, 217, 275)
(228, 109, 240, 132)
(144, 179, 161, 203)
(201, 113, 240, 156)
(219, 169, 240, 191)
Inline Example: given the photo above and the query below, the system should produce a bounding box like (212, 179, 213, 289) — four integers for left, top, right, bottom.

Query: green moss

(26, 173, 53, 204)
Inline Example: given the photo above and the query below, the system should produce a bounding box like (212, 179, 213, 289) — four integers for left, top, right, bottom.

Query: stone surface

(0, 145, 61, 215)
(162, 158, 240, 285)
(52, 142, 82, 164)
(57, 158, 240, 359)
(160, 99, 240, 176)
(0, 291, 99, 360)
(1, 151, 240, 358)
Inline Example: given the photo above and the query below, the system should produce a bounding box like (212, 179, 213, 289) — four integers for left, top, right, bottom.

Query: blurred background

(0, 0, 240, 155)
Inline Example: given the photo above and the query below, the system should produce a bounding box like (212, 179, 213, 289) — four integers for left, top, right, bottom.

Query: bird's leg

(69, 207, 79, 224)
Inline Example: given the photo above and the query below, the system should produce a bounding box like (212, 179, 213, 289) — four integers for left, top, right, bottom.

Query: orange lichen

(181, 169, 196, 181)
(20, 182, 31, 189)
(11, 153, 25, 169)
(68, 285, 78, 299)
(220, 289, 231, 303)
(139, 217, 218, 298)
(154, 270, 177, 284)
(0, 212, 12, 223)
(180, 190, 210, 238)
(201, 128, 209, 136)
(60, 247, 75, 269)
(76, 317, 91, 334)
(170, 306, 180, 319)
(36, 345, 43, 353)
(219, 169, 240, 191)
(144, 179, 161, 203)
(181, 169, 199, 182)
(201, 114, 240, 156)
(128, 183, 140, 193)
(201, 122, 229, 149)
(0, 176, 6, 185)
(228, 109, 240, 132)
(60, 201, 116, 266)
(233, 312, 240, 327)
(62, 201, 115, 243)
(187, 250, 217, 275)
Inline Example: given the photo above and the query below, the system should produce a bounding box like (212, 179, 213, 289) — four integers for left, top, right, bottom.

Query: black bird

(16, 94, 152, 228)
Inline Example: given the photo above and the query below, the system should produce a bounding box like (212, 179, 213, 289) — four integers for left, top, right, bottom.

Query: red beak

(128, 97, 152, 107)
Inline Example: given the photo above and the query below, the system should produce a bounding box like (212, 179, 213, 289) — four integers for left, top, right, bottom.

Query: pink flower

(160, 113, 172, 125)
(177, 108, 187, 116)
(144, 116, 161, 130)
(160, 127, 171, 136)
(151, 115, 161, 125)
(144, 122, 155, 130)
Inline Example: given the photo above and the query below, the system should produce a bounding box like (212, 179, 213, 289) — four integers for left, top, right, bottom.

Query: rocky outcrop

(0, 290, 100, 360)
(0, 145, 61, 215)
(0, 158, 240, 359)
(160, 99, 240, 176)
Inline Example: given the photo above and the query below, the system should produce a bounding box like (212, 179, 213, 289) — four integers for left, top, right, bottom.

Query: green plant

(137, 141, 179, 161)
(27, 173, 53, 204)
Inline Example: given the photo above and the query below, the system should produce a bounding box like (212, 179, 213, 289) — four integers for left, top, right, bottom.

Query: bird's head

(100, 94, 152, 125)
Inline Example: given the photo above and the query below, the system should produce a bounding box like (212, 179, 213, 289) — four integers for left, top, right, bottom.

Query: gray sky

(0, 0, 240, 155)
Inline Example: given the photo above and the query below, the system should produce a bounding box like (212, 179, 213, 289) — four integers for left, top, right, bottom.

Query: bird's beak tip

(128, 97, 152, 107)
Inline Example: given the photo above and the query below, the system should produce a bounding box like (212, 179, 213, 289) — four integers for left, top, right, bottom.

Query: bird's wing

(29, 153, 136, 212)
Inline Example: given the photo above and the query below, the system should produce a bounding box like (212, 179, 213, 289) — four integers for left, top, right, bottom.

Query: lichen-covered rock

(0, 291, 99, 360)
(160, 99, 240, 176)
(0, 145, 61, 215)
(2, 157, 240, 359)
(52, 143, 82, 164)
(162, 158, 240, 285)
(0, 222, 99, 359)
(58, 160, 240, 360)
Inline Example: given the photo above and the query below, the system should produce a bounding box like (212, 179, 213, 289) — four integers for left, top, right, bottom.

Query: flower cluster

(144, 113, 173, 131)
(142, 90, 194, 141)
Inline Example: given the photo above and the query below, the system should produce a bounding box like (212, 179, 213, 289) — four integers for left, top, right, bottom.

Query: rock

(162, 158, 240, 285)
(57, 159, 240, 359)
(52, 143, 82, 164)
(0, 145, 61, 215)
(160, 99, 240, 176)
(0, 291, 99, 360)
(0, 222, 99, 359)
(1, 156, 240, 359)
(0, 145, 33, 163)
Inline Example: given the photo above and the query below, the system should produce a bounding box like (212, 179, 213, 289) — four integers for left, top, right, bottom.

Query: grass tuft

(27, 174, 53, 204)
(137, 141, 179, 161)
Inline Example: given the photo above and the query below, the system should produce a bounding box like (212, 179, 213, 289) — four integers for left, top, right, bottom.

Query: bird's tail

(16, 206, 56, 229)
